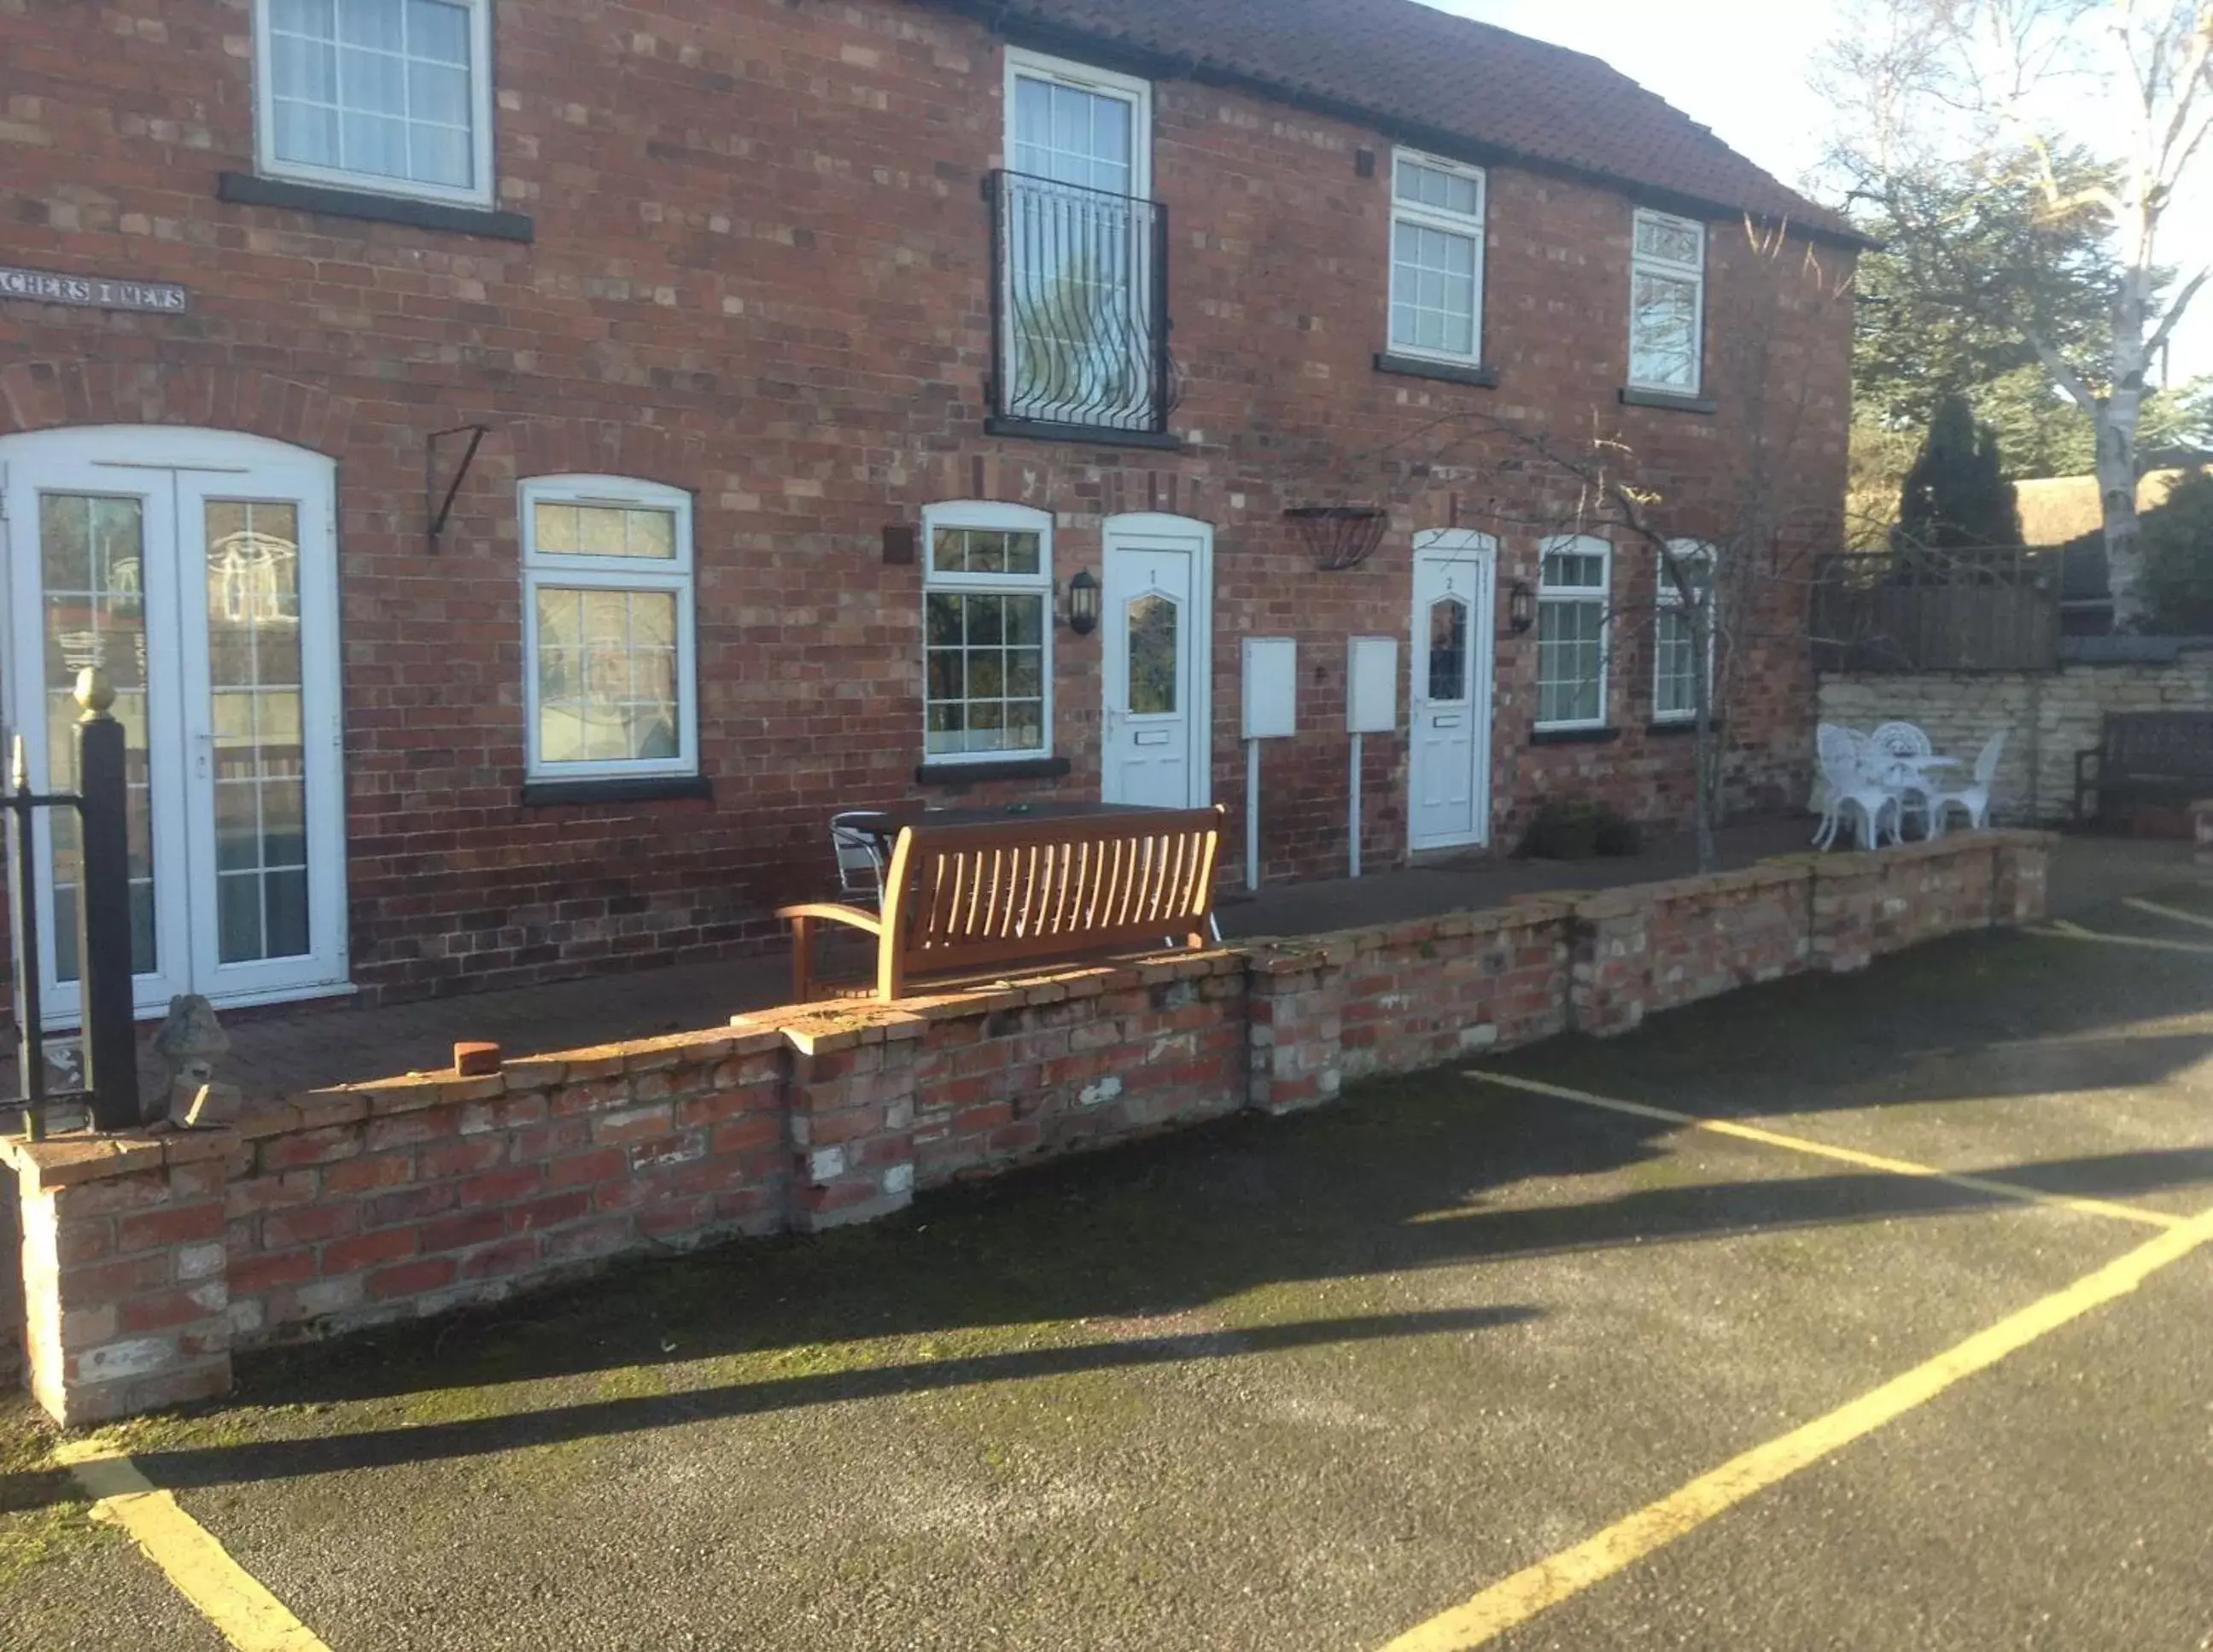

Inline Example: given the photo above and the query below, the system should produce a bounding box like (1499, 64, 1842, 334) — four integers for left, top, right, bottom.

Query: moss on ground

(0, 1397, 113, 1598)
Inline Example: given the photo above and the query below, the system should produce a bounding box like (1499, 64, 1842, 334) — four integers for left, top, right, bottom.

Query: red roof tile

(970, 0, 1860, 242)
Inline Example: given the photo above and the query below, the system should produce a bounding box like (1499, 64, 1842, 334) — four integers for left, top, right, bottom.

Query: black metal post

(8, 738, 47, 1142)
(73, 670, 139, 1132)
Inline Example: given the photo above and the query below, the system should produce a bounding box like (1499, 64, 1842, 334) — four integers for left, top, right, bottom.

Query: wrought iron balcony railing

(989, 169, 1174, 440)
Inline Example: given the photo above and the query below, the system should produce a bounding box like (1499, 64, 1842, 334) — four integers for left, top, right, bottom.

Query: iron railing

(4, 668, 139, 1139)
(1812, 547, 2061, 674)
(990, 169, 1173, 437)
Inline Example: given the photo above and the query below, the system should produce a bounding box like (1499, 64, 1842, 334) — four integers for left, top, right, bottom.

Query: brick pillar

(1990, 829, 2057, 925)
(1564, 892, 1653, 1036)
(781, 1010, 923, 1233)
(1807, 854, 1881, 973)
(1246, 943, 1345, 1115)
(6, 1131, 236, 1426)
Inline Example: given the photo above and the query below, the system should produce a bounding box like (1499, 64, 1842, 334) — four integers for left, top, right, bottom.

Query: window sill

(1645, 718, 1723, 738)
(1374, 352, 1499, 389)
(984, 416, 1182, 453)
(1531, 727, 1621, 746)
(915, 756, 1072, 786)
(218, 172, 535, 242)
(1618, 385, 1717, 416)
(521, 774, 712, 808)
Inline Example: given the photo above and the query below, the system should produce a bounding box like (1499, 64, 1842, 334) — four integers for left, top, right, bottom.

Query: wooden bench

(2076, 712, 2213, 824)
(778, 805, 1226, 1002)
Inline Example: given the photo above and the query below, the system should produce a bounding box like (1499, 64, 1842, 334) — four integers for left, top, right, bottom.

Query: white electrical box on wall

(1346, 637, 1398, 734)
(1241, 638, 1297, 739)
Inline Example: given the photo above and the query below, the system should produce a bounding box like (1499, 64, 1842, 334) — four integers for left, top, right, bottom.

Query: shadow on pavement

(24, 879, 2209, 1515)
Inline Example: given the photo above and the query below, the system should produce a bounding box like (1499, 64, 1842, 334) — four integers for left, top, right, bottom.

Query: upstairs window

(1628, 209, 1706, 394)
(1389, 150, 1487, 364)
(520, 477, 698, 782)
(1653, 540, 1716, 723)
(1537, 536, 1611, 731)
(255, 0, 494, 206)
(923, 503, 1054, 762)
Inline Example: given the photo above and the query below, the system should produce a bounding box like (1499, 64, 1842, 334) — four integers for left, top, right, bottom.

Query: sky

(1426, 0, 2213, 382)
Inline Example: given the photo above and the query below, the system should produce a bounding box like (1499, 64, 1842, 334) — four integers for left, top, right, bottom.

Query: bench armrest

(775, 902, 884, 937)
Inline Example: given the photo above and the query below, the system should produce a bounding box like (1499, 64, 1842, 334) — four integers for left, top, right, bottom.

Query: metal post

(73, 669, 139, 1132)
(1246, 738, 1261, 893)
(9, 738, 47, 1142)
(1349, 732, 1363, 880)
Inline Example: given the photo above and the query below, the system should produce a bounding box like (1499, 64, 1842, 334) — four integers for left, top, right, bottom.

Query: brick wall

(1, 828, 2053, 1424)
(0, 0, 1855, 1005)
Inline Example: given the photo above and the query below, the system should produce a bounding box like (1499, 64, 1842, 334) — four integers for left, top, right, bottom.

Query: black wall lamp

(1507, 580, 1537, 634)
(1066, 569, 1100, 636)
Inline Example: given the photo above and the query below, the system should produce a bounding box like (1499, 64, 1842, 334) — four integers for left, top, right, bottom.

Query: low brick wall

(3, 830, 2055, 1424)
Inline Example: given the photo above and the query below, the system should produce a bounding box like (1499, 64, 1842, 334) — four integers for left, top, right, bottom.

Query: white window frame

(1652, 538, 1716, 725)
(1535, 534, 1613, 733)
(519, 475, 698, 783)
(1002, 48, 1153, 198)
(921, 500, 1056, 766)
(253, 0, 497, 207)
(1387, 148, 1488, 366)
(1628, 208, 1707, 395)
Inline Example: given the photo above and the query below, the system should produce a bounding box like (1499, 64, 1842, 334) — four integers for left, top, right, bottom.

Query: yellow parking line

(2034, 919, 2213, 955)
(2122, 896, 2213, 932)
(1380, 1202, 2213, 1650)
(53, 1442, 330, 1652)
(1464, 1071, 2181, 1231)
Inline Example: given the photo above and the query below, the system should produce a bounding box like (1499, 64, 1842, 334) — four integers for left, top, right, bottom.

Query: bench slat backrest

(2105, 712, 2213, 779)
(878, 807, 1224, 989)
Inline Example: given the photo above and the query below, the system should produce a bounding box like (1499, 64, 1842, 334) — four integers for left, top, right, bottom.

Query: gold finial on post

(74, 667, 115, 723)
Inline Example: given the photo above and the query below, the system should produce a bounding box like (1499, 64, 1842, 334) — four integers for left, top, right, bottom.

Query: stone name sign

(0, 265, 188, 313)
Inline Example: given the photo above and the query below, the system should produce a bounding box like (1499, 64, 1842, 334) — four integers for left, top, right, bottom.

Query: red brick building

(0, 0, 1860, 1014)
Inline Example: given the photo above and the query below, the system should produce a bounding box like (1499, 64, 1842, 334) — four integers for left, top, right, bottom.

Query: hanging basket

(1284, 505, 1390, 572)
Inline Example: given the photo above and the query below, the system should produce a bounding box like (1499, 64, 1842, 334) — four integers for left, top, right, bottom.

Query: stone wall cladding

(0, 0, 1854, 1001)
(3, 831, 2052, 1423)
(1819, 651, 2213, 824)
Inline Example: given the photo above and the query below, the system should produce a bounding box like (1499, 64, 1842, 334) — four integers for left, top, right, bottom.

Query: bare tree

(1822, 0, 2213, 631)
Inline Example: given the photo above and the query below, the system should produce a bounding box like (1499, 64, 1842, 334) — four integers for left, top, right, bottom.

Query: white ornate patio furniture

(1866, 720, 1938, 836)
(1924, 730, 2007, 838)
(1814, 723, 1901, 850)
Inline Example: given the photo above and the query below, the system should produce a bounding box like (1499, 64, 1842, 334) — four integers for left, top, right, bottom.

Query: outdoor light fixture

(1066, 569, 1101, 636)
(1508, 580, 1537, 634)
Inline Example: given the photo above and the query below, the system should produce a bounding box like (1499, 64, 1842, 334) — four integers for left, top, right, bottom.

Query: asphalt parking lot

(5, 863, 2212, 1651)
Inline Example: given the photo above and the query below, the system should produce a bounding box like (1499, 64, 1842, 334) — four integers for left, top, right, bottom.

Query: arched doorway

(0, 426, 347, 1019)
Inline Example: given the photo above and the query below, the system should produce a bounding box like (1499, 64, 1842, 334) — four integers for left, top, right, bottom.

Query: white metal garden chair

(1922, 731, 2007, 838)
(1814, 724, 1902, 850)
(1865, 720, 1937, 837)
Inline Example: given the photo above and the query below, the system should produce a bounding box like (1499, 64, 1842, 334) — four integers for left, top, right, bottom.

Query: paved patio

(62, 821, 2202, 1109)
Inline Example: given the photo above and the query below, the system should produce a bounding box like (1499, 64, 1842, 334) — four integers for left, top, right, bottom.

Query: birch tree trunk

(2097, 214, 2156, 633)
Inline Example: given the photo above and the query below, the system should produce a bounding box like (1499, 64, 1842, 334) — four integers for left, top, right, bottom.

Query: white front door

(0, 427, 347, 1021)
(1101, 514, 1212, 808)
(1409, 531, 1497, 851)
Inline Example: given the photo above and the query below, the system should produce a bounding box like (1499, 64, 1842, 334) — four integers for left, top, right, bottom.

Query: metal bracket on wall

(425, 423, 490, 552)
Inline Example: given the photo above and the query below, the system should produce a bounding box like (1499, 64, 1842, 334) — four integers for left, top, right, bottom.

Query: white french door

(0, 427, 347, 1022)
(1409, 531, 1497, 851)
(1101, 514, 1212, 809)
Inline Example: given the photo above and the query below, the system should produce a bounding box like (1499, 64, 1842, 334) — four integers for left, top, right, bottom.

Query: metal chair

(1924, 731, 2007, 838)
(1866, 721, 1936, 835)
(828, 813, 887, 908)
(1814, 724, 1901, 850)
